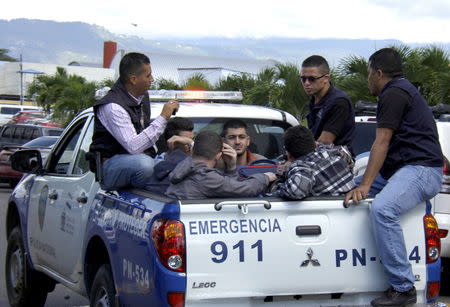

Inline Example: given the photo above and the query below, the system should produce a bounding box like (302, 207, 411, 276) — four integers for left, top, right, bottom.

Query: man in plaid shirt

(271, 125, 355, 200)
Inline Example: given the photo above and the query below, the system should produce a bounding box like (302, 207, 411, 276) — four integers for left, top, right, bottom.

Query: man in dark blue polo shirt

(302, 55, 355, 154)
(345, 48, 443, 307)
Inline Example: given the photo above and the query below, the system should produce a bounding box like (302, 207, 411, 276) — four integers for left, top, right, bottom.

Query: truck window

(47, 119, 86, 175)
(73, 119, 94, 175)
(156, 118, 290, 159)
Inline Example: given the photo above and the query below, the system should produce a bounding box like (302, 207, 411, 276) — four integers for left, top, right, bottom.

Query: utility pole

(19, 54, 23, 105)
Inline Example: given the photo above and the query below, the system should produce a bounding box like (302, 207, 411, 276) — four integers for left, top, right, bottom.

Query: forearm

(118, 116, 167, 154)
(360, 141, 388, 187)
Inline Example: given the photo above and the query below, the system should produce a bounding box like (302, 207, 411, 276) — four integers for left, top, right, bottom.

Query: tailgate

(180, 197, 427, 302)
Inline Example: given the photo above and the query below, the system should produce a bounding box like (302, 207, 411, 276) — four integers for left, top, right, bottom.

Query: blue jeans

(357, 165, 442, 292)
(101, 154, 155, 190)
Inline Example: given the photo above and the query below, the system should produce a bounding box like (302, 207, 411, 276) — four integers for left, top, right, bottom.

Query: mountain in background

(1, 18, 449, 67)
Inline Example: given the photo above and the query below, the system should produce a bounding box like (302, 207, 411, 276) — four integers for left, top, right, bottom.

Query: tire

(441, 257, 450, 296)
(5, 226, 53, 307)
(90, 264, 117, 307)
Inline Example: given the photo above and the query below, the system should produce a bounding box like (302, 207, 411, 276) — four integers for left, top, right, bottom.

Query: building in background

(0, 41, 277, 102)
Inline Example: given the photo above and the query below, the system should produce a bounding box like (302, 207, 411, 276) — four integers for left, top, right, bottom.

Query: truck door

(27, 115, 96, 282)
(180, 198, 427, 304)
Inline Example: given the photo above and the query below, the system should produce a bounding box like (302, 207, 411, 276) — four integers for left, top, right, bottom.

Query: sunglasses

(300, 74, 327, 83)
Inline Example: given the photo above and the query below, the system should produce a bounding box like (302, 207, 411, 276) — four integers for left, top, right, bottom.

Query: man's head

(284, 125, 316, 160)
(221, 119, 250, 156)
(192, 130, 223, 162)
(164, 117, 194, 141)
(119, 52, 154, 96)
(163, 117, 195, 153)
(301, 55, 331, 96)
(367, 48, 403, 96)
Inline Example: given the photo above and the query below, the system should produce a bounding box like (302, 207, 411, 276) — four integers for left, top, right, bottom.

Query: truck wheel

(90, 264, 117, 307)
(441, 257, 450, 295)
(5, 226, 49, 307)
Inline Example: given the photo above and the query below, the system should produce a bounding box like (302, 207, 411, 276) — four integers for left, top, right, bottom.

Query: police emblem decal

(38, 185, 49, 231)
(300, 248, 320, 267)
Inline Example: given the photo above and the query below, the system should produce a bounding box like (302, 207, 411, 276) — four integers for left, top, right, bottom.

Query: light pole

(17, 55, 44, 105)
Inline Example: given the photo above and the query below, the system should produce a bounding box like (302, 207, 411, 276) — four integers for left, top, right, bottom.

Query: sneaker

(371, 286, 417, 307)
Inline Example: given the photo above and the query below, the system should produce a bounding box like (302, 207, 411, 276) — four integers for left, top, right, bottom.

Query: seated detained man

(89, 52, 179, 191)
(271, 125, 355, 200)
(166, 130, 276, 199)
(218, 119, 265, 169)
(147, 117, 194, 194)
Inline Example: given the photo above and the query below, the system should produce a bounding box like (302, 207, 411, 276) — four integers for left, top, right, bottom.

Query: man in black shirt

(345, 48, 443, 307)
(302, 55, 355, 153)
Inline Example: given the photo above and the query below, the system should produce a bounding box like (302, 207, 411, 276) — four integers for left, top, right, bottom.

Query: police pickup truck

(4, 91, 442, 307)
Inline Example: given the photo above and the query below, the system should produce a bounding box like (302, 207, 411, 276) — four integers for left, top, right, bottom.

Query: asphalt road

(0, 182, 449, 307)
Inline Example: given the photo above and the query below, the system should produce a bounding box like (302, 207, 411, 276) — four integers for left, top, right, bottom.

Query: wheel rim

(9, 246, 24, 293)
(95, 287, 110, 307)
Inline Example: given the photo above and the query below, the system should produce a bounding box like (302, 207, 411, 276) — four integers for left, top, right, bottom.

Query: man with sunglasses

(89, 52, 179, 191)
(302, 55, 355, 154)
(219, 119, 265, 169)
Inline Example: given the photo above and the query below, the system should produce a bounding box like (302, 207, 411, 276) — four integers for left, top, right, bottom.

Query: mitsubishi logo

(300, 248, 320, 267)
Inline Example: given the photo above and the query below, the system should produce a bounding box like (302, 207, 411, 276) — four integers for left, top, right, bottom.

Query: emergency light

(148, 90, 243, 101)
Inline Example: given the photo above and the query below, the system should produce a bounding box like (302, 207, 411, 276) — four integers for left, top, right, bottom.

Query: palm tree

(27, 67, 98, 126)
(182, 74, 212, 91)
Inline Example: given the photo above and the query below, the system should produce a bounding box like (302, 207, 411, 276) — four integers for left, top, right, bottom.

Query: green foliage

(0, 49, 18, 61)
(215, 73, 256, 92)
(27, 67, 98, 126)
(156, 78, 182, 90)
(335, 44, 450, 106)
(182, 74, 212, 90)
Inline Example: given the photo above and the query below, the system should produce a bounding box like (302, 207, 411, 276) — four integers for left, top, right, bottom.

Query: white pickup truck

(4, 93, 442, 307)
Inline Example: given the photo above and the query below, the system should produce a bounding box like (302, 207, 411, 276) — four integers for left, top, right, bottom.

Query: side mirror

(11, 149, 43, 174)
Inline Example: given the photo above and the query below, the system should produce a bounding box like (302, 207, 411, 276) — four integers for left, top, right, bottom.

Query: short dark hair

(164, 117, 194, 141)
(221, 119, 248, 137)
(193, 130, 222, 160)
(368, 48, 403, 78)
(119, 52, 150, 84)
(301, 55, 330, 75)
(284, 125, 316, 159)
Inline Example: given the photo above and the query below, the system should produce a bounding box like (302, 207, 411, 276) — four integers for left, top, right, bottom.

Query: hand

(167, 135, 193, 151)
(264, 172, 277, 182)
(276, 161, 292, 175)
(344, 185, 370, 207)
(160, 100, 179, 120)
(221, 143, 237, 170)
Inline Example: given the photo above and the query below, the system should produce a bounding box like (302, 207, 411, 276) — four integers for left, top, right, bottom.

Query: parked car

(9, 110, 62, 128)
(0, 123, 63, 150)
(0, 104, 42, 126)
(0, 136, 59, 187)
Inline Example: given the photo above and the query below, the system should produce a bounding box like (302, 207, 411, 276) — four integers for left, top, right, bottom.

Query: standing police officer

(345, 48, 443, 307)
(301, 55, 355, 153)
(89, 52, 179, 191)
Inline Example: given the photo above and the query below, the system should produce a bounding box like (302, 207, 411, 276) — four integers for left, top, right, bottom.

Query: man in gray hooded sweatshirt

(166, 130, 276, 199)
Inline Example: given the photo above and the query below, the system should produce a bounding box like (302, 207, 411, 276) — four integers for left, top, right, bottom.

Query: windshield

(23, 137, 59, 147)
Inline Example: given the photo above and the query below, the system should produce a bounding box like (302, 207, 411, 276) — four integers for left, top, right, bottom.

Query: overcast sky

(3, 0, 450, 43)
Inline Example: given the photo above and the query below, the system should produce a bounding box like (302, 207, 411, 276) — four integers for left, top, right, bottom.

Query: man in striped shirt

(89, 52, 179, 191)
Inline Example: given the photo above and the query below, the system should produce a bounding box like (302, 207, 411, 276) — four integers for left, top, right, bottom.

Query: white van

(0, 104, 42, 126)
